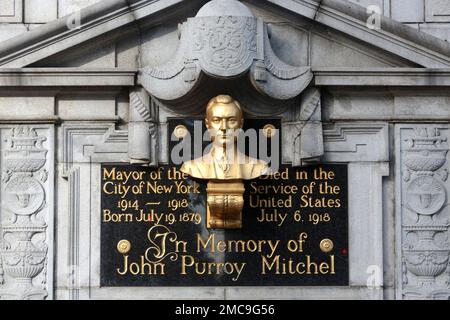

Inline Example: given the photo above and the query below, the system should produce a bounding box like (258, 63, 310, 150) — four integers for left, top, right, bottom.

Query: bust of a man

(180, 95, 268, 180)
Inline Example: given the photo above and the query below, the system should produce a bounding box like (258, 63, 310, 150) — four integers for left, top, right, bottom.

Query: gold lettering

(102, 209, 133, 223)
(314, 167, 335, 180)
(181, 255, 195, 275)
(116, 255, 165, 275)
(319, 182, 341, 195)
(117, 255, 130, 275)
(306, 256, 318, 275)
(296, 170, 308, 180)
(196, 234, 279, 257)
(330, 255, 335, 274)
(249, 183, 298, 195)
(261, 255, 334, 276)
(181, 255, 246, 281)
(300, 195, 341, 208)
(175, 240, 188, 253)
(146, 181, 173, 194)
(216, 240, 227, 253)
(103, 167, 146, 184)
(249, 195, 292, 208)
(168, 167, 188, 180)
(319, 262, 330, 274)
(261, 255, 280, 274)
(197, 233, 214, 253)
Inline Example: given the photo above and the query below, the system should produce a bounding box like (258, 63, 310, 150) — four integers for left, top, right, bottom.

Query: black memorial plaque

(100, 119, 349, 286)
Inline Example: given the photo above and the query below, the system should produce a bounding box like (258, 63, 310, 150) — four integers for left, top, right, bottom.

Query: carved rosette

(401, 127, 450, 299)
(0, 126, 49, 300)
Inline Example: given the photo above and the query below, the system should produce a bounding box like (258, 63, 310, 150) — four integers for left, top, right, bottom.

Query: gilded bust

(180, 95, 268, 180)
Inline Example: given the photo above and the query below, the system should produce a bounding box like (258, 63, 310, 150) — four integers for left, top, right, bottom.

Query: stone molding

(322, 122, 389, 162)
(4, 68, 450, 88)
(314, 68, 450, 86)
(0, 69, 136, 87)
(3, 68, 450, 88)
(62, 123, 127, 177)
(61, 123, 127, 299)
(261, 0, 450, 67)
(0, 0, 23, 23)
(0, 0, 200, 68)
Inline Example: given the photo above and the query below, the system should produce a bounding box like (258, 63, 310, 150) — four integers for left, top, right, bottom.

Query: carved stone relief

(140, 9, 313, 104)
(283, 87, 323, 165)
(0, 125, 52, 300)
(128, 87, 159, 166)
(137, 0, 321, 166)
(398, 126, 450, 299)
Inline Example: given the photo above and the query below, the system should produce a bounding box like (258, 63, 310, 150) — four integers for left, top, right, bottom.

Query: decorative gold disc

(117, 239, 131, 254)
(262, 124, 276, 138)
(173, 125, 188, 139)
(320, 239, 334, 253)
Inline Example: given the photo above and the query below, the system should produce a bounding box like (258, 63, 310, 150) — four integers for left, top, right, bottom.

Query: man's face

(17, 193, 30, 208)
(206, 103, 243, 147)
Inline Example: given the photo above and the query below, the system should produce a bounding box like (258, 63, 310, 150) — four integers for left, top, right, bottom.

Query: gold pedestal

(206, 180, 245, 229)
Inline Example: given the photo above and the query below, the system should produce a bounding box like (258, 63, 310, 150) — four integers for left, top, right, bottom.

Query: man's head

(205, 95, 244, 147)
(17, 193, 30, 208)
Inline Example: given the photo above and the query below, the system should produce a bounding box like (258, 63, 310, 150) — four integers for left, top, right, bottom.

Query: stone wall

(349, 0, 450, 42)
(0, 0, 101, 42)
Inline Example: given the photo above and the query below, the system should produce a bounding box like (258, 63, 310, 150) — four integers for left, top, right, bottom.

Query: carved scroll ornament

(139, 0, 313, 105)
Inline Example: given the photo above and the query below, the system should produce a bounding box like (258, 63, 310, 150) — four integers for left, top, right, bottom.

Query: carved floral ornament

(401, 127, 450, 299)
(139, 0, 313, 112)
(0, 126, 49, 300)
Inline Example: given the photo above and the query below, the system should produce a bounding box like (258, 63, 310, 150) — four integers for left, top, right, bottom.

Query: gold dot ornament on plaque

(320, 239, 334, 253)
(117, 240, 131, 254)
(262, 124, 277, 138)
(173, 125, 189, 139)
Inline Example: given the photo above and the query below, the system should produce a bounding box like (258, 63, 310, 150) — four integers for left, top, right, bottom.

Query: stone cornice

(0, 0, 202, 68)
(2, 67, 450, 88)
(259, 0, 450, 67)
(313, 68, 450, 86)
(0, 68, 136, 86)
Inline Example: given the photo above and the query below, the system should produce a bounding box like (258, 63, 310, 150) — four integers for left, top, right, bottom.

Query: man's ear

(205, 118, 210, 129)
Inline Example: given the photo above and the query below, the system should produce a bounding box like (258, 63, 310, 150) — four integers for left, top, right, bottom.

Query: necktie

(219, 151, 230, 173)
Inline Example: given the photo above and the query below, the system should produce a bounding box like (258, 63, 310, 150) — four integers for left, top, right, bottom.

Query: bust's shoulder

(180, 159, 197, 173)
(241, 154, 268, 166)
(180, 158, 210, 179)
(240, 155, 269, 179)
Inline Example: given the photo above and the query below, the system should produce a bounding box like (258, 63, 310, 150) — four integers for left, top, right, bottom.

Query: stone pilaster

(397, 125, 450, 299)
(0, 125, 54, 300)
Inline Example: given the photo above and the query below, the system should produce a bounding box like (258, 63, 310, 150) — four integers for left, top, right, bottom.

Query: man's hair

(206, 95, 243, 118)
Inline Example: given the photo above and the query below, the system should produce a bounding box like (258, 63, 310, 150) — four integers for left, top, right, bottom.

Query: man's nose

(219, 119, 227, 131)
